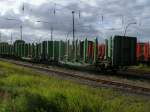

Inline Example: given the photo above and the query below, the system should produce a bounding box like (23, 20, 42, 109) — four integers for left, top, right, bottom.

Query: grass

(0, 61, 149, 112)
(130, 64, 150, 72)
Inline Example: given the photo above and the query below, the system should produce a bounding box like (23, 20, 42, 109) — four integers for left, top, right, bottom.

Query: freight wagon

(95, 36, 137, 70)
(0, 35, 137, 71)
(0, 42, 10, 57)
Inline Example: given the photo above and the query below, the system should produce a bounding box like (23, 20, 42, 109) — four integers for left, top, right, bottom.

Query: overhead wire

(20, 1, 130, 40)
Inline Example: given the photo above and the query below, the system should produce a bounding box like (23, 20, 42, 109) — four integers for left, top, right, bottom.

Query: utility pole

(20, 25, 23, 40)
(11, 33, 13, 44)
(124, 22, 136, 37)
(5, 18, 23, 41)
(0, 32, 1, 42)
(51, 26, 53, 41)
(72, 11, 75, 55)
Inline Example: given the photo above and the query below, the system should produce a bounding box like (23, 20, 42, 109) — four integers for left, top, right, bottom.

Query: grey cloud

(0, 0, 150, 43)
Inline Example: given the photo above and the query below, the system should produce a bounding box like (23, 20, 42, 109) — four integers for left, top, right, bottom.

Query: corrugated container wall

(48, 41, 53, 60)
(112, 36, 137, 66)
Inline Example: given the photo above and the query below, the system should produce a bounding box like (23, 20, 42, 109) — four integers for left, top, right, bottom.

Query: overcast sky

(0, 0, 149, 43)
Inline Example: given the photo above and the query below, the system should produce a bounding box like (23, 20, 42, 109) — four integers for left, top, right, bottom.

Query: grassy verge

(0, 61, 149, 112)
(130, 64, 150, 72)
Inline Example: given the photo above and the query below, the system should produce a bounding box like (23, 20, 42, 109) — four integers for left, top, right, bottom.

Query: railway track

(1, 58, 150, 96)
